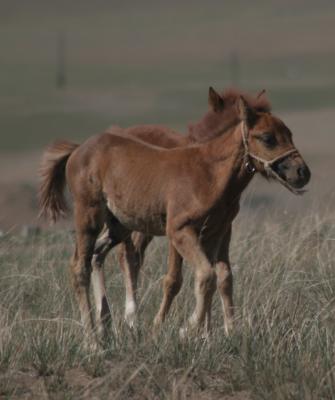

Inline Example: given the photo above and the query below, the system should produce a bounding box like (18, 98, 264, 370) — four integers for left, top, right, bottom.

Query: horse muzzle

(272, 158, 311, 189)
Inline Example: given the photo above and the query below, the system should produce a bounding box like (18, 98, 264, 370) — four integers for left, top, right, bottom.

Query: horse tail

(38, 140, 79, 223)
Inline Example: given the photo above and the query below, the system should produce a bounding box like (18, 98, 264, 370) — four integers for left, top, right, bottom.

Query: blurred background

(0, 0, 334, 232)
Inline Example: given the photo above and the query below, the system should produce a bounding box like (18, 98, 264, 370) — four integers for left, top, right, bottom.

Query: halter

(241, 121, 305, 195)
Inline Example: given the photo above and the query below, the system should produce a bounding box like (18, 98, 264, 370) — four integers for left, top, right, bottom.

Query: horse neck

(186, 111, 238, 144)
(200, 123, 254, 204)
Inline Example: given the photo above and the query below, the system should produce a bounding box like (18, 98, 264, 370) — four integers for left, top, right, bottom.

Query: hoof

(152, 317, 162, 339)
(125, 301, 137, 329)
(224, 319, 234, 337)
(179, 324, 210, 341)
(179, 326, 188, 340)
(125, 313, 137, 329)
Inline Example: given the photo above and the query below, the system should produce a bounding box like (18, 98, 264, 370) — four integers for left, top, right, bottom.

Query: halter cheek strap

(241, 121, 305, 195)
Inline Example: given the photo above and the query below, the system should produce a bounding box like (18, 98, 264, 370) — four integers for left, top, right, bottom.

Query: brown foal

(91, 88, 272, 330)
(39, 88, 310, 343)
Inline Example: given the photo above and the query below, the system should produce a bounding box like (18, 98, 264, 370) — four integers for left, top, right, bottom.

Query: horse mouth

(267, 164, 309, 195)
(288, 177, 309, 190)
(270, 159, 311, 192)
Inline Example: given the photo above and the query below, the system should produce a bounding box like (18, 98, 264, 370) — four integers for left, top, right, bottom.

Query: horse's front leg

(215, 226, 234, 336)
(169, 226, 217, 337)
(215, 261, 233, 335)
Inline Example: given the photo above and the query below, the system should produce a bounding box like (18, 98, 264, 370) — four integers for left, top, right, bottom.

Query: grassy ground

(0, 2, 334, 398)
(0, 202, 334, 399)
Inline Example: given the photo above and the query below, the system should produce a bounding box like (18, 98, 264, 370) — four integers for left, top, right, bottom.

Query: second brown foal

(39, 89, 310, 343)
(93, 88, 270, 331)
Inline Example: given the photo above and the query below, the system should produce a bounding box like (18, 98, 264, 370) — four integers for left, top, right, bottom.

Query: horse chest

(199, 219, 230, 244)
(196, 202, 239, 257)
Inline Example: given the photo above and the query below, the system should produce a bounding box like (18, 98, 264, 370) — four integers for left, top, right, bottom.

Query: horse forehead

(257, 113, 290, 134)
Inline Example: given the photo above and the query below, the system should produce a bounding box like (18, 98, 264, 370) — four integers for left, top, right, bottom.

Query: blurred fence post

(229, 51, 239, 87)
(56, 32, 67, 89)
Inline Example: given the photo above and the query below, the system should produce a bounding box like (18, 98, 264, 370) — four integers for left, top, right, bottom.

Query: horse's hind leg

(70, 204, 104, 344)
(153, 242, 183, 331)
(91, 215, 131, 338)
(91, 226, 114, 339)
(117, 232, 153, 328)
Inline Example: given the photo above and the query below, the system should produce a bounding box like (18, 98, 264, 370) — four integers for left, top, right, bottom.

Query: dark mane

(187, 88, 271, 143)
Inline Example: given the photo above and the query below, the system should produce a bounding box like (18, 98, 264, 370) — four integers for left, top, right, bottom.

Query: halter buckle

(245, 159, 256, 174)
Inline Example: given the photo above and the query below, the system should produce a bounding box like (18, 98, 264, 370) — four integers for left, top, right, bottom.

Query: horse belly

(107, 201, 166, 236)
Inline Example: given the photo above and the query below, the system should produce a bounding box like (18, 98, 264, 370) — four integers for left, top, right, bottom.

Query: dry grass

(0, 202, 334, 399)
(0, 2, 334, 398)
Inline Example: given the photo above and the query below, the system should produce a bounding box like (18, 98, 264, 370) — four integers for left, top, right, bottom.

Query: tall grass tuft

(0, 205, 334, 399)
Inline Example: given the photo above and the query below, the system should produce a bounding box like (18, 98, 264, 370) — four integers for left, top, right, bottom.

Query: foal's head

(191, 87, 310, 192)
(237, 95, 311, 190)
(189, 87, 275, 143)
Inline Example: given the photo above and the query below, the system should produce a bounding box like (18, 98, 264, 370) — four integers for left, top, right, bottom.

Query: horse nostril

(273, 161, 288, 177)
(298, 165, 310, 181)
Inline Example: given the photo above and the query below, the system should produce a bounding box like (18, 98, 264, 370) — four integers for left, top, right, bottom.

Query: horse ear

(237, 96, 256, 126)
(208, 87, 224, 112)
(256, 89, 266, 99)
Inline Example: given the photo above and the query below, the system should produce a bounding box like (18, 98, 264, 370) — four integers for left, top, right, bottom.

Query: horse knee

(70, 258, 91, 292)
(91, 253, 102, 270)
(216, 262, 233, 293)
(197, 268, 217, 294)
(92, 242, 112, 270)
(163, 274, 183, 297)
(218, 274, 233, 294)
(118, 239, 141, 276)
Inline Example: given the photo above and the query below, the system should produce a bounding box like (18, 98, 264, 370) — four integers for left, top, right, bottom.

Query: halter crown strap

(241, 121, 305, 195)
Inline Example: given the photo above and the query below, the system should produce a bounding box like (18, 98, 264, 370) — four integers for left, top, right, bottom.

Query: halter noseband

(241, 121, 305, 195)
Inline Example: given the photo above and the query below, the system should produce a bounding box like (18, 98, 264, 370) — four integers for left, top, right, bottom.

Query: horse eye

(260, 133, 277, 148)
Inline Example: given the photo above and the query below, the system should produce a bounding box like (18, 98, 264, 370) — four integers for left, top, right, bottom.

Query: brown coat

(39, 88, 310, 342)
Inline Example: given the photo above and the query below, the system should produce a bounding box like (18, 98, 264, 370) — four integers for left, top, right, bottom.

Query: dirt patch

(0, 367, 251, 400)
(0, 370, 49, 399)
